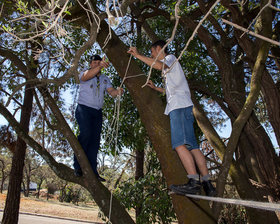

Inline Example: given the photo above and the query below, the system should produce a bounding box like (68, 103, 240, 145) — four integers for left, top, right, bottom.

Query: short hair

(151, 40, 168, 54)
(90, 55, 102, 62)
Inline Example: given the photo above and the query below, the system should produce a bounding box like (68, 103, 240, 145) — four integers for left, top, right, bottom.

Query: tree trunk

(260, 70, 280, 147)
(135, 148, 144, 218)
(114, 159, 131, 189)
(0, 176, 6, 194)
(0, 159, 5, 194)
(24, 164, 31, 197)
(36, 180, 43, 199)
(22, 182, 26, 197)
(25, 177, 30, 197)
(2, 84, 33, 224)
(59, 183, 68, 202)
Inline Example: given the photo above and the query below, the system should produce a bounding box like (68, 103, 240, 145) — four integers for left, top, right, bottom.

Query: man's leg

(169, 107, 216, 195)
(73, 154, 81, 172)
(169, 108, 201, 194)
(74, 105, 95, 176)
(86, 108, 102, 176)
(86, 109, 105, 181)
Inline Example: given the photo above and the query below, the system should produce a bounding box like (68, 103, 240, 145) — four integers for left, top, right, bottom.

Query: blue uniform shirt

(77, 70, 113, 109)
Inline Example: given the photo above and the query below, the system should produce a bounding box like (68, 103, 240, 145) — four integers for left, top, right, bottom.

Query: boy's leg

(190, 148, 208, 177)
(172, 145, 216, 196)
(191, 149, 216, 196)
(169, 107, 202, 194)
(175, 145, 197, 175)
(170, 144, 201, 195)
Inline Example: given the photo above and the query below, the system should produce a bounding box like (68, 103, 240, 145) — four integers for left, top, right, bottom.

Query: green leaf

(42, 21, 48, 28)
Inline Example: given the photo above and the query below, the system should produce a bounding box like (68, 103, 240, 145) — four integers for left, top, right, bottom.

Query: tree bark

(260, 70, 280, 147)
(135, 148, 144, 218)
(36, 180, 43, 199)
(2, 84, 34, 224)
(0, 159, 7, 194)
(23, 163, 31, 197)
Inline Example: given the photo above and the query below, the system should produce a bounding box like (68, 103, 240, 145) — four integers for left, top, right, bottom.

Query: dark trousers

(73, 104, 102, 175)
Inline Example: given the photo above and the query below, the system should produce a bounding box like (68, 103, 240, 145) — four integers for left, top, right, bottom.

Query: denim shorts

(169, 106, 199, 150)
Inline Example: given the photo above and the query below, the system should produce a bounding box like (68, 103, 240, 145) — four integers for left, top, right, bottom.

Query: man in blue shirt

(74, 55, 123, 181)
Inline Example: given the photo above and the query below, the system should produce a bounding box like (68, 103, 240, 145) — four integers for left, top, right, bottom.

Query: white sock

(187, 174, 199, 181)
(202, 174, 210, 181)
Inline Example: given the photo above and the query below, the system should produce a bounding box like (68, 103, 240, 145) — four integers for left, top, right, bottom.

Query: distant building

(29, 182, 37, 191)
(21, 182, 38, 192)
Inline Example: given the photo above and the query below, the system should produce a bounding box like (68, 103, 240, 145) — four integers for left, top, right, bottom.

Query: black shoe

(97, 175, 106, 182)
(94, 172, 106, 182)
(170, 178, 201, 195)
(74, 169, 83, 177)
(202, 180, 216, 197)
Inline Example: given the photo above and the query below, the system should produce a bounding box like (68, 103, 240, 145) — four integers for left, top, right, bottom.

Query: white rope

(107, 0, 134, 219)
(172, 193, 280, 212)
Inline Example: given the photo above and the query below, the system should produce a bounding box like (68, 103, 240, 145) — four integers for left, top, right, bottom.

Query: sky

(0, 115, 6, 125)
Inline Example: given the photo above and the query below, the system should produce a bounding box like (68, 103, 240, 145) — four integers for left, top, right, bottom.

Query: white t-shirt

(161, 54, 193, 115)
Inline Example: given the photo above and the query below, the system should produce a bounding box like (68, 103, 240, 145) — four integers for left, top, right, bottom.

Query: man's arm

(81, 60, 109, 81)
(127, 47, 168, 71)
(146, 80, 165, 93)
(107, 87, 124, 98)
(80, 67, 102, 81)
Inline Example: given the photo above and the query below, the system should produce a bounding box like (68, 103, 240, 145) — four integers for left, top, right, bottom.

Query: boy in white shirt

(128, 40, 216, 196)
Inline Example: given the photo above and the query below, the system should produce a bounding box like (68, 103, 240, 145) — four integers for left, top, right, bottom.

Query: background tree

(0, 151, 12, 194)
(22, 149, 41, 197)
(31, 164, 49, 199)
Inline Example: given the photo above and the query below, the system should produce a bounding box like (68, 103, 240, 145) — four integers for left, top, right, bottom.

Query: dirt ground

(0, 193, 104, 223)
